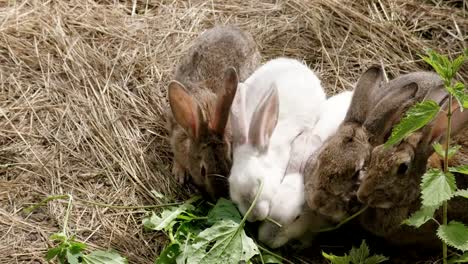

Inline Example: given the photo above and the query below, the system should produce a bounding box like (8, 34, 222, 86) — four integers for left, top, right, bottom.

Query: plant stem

(62, 194, 73, 236)
(239, 181, 264, 228)
(442, 95, 453, 264)
(257, 244, 295, 264)
(315, 205, 368, 233)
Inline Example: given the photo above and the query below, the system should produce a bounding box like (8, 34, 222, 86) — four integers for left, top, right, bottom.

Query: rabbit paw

(172, 161, 188, 184)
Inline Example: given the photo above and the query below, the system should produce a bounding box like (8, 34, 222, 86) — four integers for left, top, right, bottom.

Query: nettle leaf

(46, 246, 64, 261)
(448, 252, 468, 263)
(403, 205, 437, 228)
(452, 53, 467, 76)
(178, 220, 259, 264)
(49, 232, 67, 242)
(422, 50, 452, 80)
(450, 165, 468, 175)
(433, 143, 461, 159)
(143, 203, 195, 231)
(156, 243, 181, 264)
(207, 198, 242, 224)
(82, 250, 128, 264)
(455, 189, 468, 199)
(385, 101, 440, 148)
(437, 221, 468, 251)
(421, 169, 456, 207)
(448, 82, 467, 110)
(322, 240, 388, 264)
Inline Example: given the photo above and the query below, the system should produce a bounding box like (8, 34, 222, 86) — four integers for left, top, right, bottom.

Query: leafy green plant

(27, 194, 128, 264)
(143, 195, 286, 264)
(322, 240, 388, 264)
(385, 49, 468, 264)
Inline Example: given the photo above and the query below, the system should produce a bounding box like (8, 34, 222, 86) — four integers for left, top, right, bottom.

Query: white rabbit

(258, 91, 353, 248)
(229, 58, 326, 222)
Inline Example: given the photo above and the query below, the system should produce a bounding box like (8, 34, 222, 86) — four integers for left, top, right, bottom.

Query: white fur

(229, 58, 326, 222)
(258, 90, 354, 248)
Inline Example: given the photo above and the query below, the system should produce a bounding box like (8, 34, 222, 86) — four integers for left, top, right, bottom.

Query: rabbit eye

(397, 162, 410, 175)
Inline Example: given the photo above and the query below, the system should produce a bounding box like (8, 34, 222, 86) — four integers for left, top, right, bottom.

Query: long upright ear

(168, 81, 203, 139)
(363, 82, 419, 145)
(230, 82, 248, 146)
(248, 85, 279, 153)
(211, 67, 239, 136)
(345, 66, 384, 123)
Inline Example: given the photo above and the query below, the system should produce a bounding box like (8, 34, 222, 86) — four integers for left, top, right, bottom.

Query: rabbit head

(305, 66, 385, 221)
(229, 84, 284, 222)
(358, 95, 468, 209)
(168, 68, 239, 200)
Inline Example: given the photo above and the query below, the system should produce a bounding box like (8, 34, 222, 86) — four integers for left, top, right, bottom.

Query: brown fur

(305, 68, 445, 222)
(166, 25, 261, 200)
(357, 96, 468, 247)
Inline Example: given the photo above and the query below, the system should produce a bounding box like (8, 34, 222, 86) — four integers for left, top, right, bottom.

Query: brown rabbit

(167, 25, 261, 200)
(305, 67, 445, 222)
(357, 96, 468, 247)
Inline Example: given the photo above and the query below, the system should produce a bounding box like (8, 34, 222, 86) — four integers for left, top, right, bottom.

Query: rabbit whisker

(207, 173, 227, 179)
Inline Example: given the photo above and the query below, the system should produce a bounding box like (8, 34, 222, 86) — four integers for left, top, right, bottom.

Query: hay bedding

(0, 0, 466, 263)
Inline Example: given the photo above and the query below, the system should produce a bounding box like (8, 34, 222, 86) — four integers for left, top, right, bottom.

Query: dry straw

(0, 0, 466, 263)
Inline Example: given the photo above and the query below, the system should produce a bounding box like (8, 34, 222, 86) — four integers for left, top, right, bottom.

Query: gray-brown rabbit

(167, 25, 260, 200)
(357, 96, 468, 248)
(305, 67, 445, 222)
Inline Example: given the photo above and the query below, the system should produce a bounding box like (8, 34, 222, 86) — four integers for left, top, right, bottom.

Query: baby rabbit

(229, 58, 326, 222)
(305, 67, 445, 222)
(167, 25, 260, 200)
(357, 95, 468, 245)
(258, 91, 353, 249)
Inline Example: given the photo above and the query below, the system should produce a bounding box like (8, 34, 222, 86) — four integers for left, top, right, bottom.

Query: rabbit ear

(363, 82, 420, 145)
(345, 66, 384, 123)
(248, 84, 279, 153)
(211, 67, 238, 136)
(230, 82, 248, 146)
(168, 81, 204, 139)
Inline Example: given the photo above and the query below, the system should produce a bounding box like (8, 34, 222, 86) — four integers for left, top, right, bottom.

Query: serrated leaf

(82, 250, 128, 264)
(179, 220, 259, 264)
(66, 248, 82, 264)
(448, 252, 468, 263)
(207, 198, 242, 224)
(156, 243, 181, 264)
(403, 205, 437, 228)
(452, 53, 467, 76)
(322, 240, 388, 264)
(433, 143, 460, 159)
(143, 203, 195, 231)
(450, 165, 468, 175)
(455, 189, 468, 199)
(448, 82, 467, 110)
(437, 221, 468, 251)
(421, 169, 456, 207)
(322, 251, 351, 264)
(422, 50, 452, 80)
(385, 101, 440, 148)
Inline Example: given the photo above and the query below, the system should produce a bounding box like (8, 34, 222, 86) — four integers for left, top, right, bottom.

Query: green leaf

(385, 101, 440, 148)
(322, 240, 388, 264)
(262, 253, 283, 264)
(178, 220, 259, 264)
(450, 165, 468, 175)
(422, 50, 452, 80)
(49, 232, 67, 242)
(452, 53, 467, 76)
(82, 250, 128, 264)
(455, 189, 468, 199)
(448, 82, 467, 110)
(143, 203, 195, 231)
(420, 169, 456, 207)
(155, 243, 181, 264)
(66, 248, 82, 264)
(46, 246, 63, 261)
(207, 198, 242, 224)
(448, 252, 468, 263)
(437, 221, 468, 251)
(403, 205, 437, 228)
(433, 143, 461, 159)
